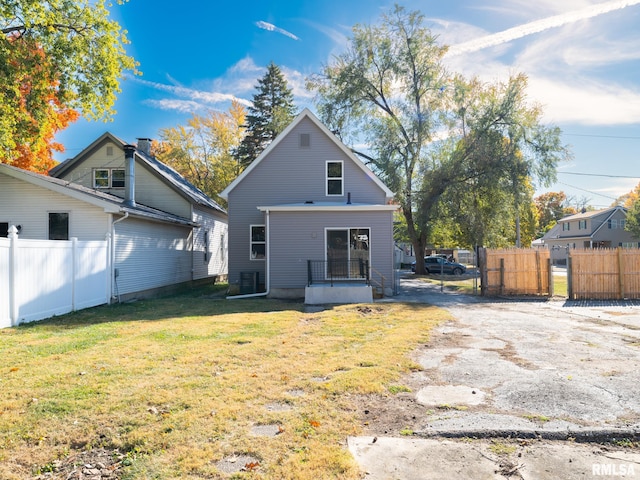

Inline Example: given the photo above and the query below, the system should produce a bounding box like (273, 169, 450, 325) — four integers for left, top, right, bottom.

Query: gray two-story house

(539, 206, 639, 264)
(220, 109, 397, 303)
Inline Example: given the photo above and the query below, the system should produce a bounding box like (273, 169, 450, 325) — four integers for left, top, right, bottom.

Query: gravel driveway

(349, 274, 640, 479)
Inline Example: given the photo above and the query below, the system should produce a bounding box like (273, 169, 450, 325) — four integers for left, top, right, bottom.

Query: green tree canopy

(235, 62, 296, 168)
(1, 0, 137, 166)
(308, 5, 569, 270)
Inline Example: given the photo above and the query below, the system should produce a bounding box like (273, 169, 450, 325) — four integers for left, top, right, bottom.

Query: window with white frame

(326, 161, 343, 196)
(578, 220, 587, 229)
(326, 227, 370, 279)
(94, 168, 125, 188)
(562, 222, 570, 231)
(608, 219, 618, 229)
(250, 225, 266, 260)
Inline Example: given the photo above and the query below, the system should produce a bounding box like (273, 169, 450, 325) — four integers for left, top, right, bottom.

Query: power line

(555, 181, 619, 201)
(563, 133, 640, 140)
(558, 172, 640, 179)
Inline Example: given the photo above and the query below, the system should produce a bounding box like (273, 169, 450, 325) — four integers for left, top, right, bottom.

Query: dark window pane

(251, 226, 265, 242)
(328, 179, 342, 195)
(111, 169, 125, 188)
(327, 162, 342, 178)
(49, 213, 69, 240)
(0, 222, 8, 237)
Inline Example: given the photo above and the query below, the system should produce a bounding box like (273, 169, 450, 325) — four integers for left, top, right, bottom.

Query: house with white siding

(220, 108, 397, 303)
(0, 133, 227, 302)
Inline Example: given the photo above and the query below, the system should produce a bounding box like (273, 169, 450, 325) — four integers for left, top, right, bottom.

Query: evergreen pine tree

(235, 62, 296, 167)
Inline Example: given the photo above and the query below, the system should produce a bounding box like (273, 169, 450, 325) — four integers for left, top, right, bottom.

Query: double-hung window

(94, 168, 125, 188)
(326, 161, 343, 196)
(250, 225, 265, 260)
(578, 220, 587, 230)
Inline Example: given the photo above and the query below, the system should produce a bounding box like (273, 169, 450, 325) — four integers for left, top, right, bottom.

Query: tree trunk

(412, 236, 428, 275)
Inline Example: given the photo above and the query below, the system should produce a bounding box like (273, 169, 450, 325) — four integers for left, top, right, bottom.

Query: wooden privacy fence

(568, 248, 640, 300)
(479, 248, 552, 297)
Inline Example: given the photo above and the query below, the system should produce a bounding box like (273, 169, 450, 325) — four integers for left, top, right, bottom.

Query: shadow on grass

(14, 283, 312, 331)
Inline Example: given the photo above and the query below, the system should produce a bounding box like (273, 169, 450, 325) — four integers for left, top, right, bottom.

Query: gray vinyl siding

(113, 217, 192, 296)
(192, 206, 228, 279)
(268, 211, 394, 289)
(227, 116, 390, 286)
(0, 174, 109, 240)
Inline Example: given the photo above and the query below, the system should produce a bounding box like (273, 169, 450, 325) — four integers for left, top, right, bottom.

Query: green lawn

(0, 284, 448, 479)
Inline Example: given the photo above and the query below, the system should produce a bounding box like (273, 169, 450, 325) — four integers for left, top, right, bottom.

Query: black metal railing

(307, 259, 369, 286)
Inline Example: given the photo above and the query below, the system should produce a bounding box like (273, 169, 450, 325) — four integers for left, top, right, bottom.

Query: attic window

(299, 133, 311, 148)
(106, 146, 114, 156)
(94, 168, 125, 188)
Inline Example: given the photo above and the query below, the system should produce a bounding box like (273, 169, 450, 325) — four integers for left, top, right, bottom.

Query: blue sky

(54, 0, 640, 208)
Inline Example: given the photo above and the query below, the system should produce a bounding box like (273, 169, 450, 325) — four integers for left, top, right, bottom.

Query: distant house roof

(220, 108, 394, 200)
(1, 163, 198, 227)
(50, 132, 226, 215)
(559, 206, 625, 222)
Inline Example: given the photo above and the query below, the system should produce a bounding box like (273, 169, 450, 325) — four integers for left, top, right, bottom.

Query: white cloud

(527, 76, 640, 125)
(143, 99, 205, 113)
(445, 0, 640, 57)
(130, 75, 253, 113)
(255, 21, 300, 40)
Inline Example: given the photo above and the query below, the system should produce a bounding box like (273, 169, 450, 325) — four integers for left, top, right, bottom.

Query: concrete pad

(415, 385, 486, 407)
(347, 437, 501, 480)
(349, 436, 640, 480)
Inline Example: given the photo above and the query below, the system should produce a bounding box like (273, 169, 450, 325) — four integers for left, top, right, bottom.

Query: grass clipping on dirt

(0, 287, 448, 479)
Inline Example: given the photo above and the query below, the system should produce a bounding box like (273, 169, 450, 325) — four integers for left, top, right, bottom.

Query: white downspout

(110, 212, 129, 303)
(227, 209, 270, 299)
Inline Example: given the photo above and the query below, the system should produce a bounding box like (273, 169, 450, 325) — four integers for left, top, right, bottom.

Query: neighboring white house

(1, 133, 227, 304)
(220, 108, 398, 303)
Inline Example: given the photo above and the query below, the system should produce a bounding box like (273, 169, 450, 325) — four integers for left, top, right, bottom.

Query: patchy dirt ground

(34, 448, 125, 480)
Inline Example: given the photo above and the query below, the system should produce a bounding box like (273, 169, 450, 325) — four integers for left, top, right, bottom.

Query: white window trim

(250, 224, 266, 261)
(93, 168, 125, 189)
(326, 160, 344, 196)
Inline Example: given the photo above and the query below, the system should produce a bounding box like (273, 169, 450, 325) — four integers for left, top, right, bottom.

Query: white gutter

(110, 212, 129, 303)
(227, 209, 270, 300)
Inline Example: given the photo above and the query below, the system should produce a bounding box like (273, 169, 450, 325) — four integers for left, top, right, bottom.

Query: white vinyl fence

(1, 230, 109, 328)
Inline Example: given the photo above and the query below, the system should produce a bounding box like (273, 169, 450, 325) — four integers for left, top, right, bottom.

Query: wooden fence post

(618, 247, 625, 300)
(478, 248, 487, 296)
(535, 250, 542, 295)
(548, 258, 554, 297)
(567, 255, 573, 300)
(499, 258, 505, 296)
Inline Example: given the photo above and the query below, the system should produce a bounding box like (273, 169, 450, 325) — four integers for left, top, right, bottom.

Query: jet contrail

(446, 0, 640, 57)
(255, 21, 300, 41)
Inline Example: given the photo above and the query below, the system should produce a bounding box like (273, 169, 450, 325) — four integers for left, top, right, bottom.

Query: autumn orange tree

(1, 0, 136, 172)
(1, 34, 79, 172)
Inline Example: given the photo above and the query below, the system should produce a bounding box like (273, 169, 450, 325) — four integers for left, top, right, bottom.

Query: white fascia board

(257, 204, 398, 212)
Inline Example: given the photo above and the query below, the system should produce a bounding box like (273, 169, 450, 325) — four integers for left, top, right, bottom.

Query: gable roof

(50, 132, 226, 215)
(219, 108, 394, 200)
(1, 163, 198, 227)
(560, 206, 625, 222)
